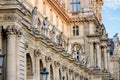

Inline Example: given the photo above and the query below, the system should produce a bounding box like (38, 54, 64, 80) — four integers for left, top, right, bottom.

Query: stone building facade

(0, 0, 118, 80)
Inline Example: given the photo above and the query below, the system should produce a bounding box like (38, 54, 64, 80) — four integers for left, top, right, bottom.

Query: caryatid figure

(42, 17, 49, 37)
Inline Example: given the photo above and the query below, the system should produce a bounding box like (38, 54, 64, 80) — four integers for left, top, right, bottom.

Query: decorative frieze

(3, 14, 17, 21)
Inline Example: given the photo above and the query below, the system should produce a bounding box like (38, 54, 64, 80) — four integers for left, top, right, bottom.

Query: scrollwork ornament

(34, 49, 41, 57)
(45, 56, 52, 62)
(54, 61, 60, 67)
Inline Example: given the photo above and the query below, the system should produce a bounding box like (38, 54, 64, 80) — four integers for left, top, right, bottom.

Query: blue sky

(102, 0, 120, 38)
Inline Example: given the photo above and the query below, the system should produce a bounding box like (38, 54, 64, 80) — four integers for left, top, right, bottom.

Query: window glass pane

(73, 30, 76, 36)
(70, 0, 81, 12)
(74, 4, 77, 12)
(70, 4, 73, 12)
(78, 4, 80, 12)
(76, 30, 79, 35)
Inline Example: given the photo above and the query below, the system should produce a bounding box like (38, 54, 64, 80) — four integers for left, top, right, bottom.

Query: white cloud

(104, 0, 120, 9)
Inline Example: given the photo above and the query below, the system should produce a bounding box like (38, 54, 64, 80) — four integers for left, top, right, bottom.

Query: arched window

(73, 26, 79, 36)
(26, 54, 33, 78)
(70, 0, 80, 12)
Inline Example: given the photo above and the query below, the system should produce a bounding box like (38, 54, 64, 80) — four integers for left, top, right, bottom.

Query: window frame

(73, 26, 79, 36)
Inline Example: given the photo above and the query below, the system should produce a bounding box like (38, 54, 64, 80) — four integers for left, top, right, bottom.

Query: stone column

(107, 47, 110, 71)
(6, 25, 17, 80)
(96, 42, 101, 69)
(89, 41, 94, 68)
(103, 46, 108, 70)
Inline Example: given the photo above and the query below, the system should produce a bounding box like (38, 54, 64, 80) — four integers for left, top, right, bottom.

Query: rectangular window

(73, 26, 79, 36)
(70, 0, 80, 12)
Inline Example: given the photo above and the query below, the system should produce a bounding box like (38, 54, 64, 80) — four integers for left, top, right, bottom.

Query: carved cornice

(46, 0, 70, 23)
(87, 34, 100, 38)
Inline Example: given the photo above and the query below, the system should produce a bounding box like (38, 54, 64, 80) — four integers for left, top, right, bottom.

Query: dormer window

(70, 0, 80, 13)
(73, 26, 79, 36)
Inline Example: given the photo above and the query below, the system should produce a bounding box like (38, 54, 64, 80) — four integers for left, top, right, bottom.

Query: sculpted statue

(51, 26, 56, 42)
(42, 17, 49, 37)
(66, 38, 71, 54)
(72, 46, 77, 59)
(31, 7, 40, 29)
(58, 32, 64, 47)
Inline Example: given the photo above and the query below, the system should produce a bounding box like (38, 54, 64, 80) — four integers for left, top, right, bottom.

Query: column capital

(89, 40, 100, 44)
(100, 44, 107, 48)
(5, 25, 22, 37)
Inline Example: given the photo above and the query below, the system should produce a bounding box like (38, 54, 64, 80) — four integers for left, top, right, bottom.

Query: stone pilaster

(89, 41, 94, 68)
(96, 42, 101, 69)
(35, 57, 40, 80)
(103, 46, 108, 70)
